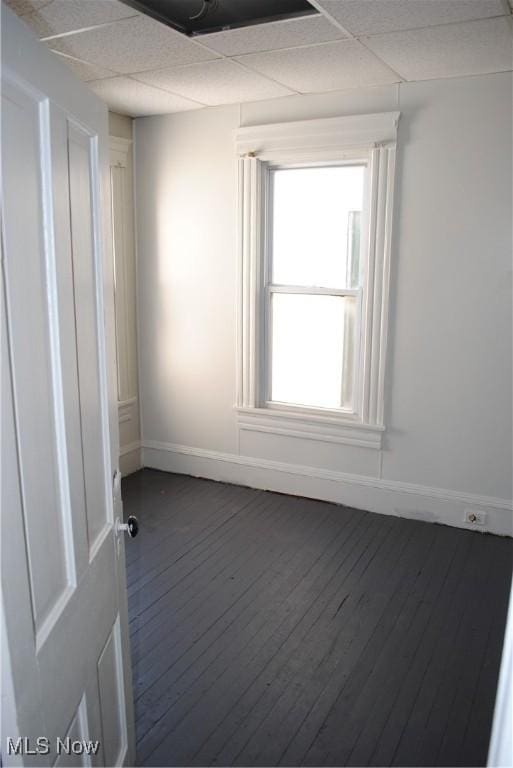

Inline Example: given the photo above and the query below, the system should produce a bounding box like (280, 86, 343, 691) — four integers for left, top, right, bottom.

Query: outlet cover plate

(464, 509, 488, 526)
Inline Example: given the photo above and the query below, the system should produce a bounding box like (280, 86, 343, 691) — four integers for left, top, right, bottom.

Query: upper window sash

(235, 112, 399, 445)
(266, 161, 368, 293)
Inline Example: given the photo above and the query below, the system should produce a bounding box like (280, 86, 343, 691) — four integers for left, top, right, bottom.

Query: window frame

(235, 112, 400, 450)
(263, 159, 368, 418)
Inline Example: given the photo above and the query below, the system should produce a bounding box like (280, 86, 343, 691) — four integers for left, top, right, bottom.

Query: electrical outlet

(464, 509, 487, 526)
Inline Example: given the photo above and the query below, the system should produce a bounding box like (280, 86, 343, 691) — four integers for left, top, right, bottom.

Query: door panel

(35, 540, 118, 748)
(51, 106, 90, 581)
(54, 697, 91, 768)
(97, 619, 127, 768)
(1, 7, 134, 766)
(2, 80, 74, 636)
(67, 121, 109, 554)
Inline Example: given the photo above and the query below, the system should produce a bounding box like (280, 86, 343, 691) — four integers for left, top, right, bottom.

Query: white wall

(109, 112, 142, 475)
(109, 111, 133, 141)
(134, 73, 513, 536)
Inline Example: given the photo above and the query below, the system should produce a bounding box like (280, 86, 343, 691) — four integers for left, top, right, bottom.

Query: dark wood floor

(122, 469, 512, 767)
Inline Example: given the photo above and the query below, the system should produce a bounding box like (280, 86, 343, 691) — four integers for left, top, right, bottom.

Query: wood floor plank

(458, 558, 512, 766)
(433, 538, 513, 767)
(366, 532, 480, 767)
(132, 494, 331, 711)
(146, 516, 401, 765)
(274, 521, 449, 768)
(133, 505, 342, 743)
(125, 478, 257, 578)
(138, 510, 377, 760)
(127, 483, 258, 592)
(158, 505, 364, 756)
(386, 533, 500, 767)
(122, 470, 512, 768)
(128, 487, 265, 631)
(186, 509, 369, 766)
(327, 526, 466, 767)
(130, 492, 301, 661)
(232, 520, 435, 768)
(129, 491, 318, 655)
(129, 490, 276, 618)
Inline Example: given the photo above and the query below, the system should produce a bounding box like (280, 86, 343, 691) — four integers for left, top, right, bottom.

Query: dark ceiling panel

(119, 0, 319, 36)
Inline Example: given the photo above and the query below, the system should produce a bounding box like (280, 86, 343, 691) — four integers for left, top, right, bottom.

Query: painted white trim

(119, 440, 140, 458)
(237, 154, 264, 409)
(109, 136, 132, 168)
(239, 422, 381, 449)
(110, 136, 132, 152)
(112, 615, 129, 768)
(488, 579, 513, 767)
(38, 91, 78, 591)
(1, 602, 22, 767)
(141, 441, 512, 537)
(118, 397, 137, 408)
(89, 128, 116, 528)
(236, 405, 384, 449)
(235, 112, 401, 157)
(35, 584, 74, 653)
(236, 112, 399, 448)
(110, 134, 140, 460)
(118, 397, 137, 424)
(119, 441, 141, 478)
(76, 694, 92, 768)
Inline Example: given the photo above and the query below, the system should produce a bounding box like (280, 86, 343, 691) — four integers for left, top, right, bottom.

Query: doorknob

(116, 516, 139, 538)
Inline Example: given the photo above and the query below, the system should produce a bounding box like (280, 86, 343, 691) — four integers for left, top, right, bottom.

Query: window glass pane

(271, 165, 365, 289)
(271, 293, 357, 410)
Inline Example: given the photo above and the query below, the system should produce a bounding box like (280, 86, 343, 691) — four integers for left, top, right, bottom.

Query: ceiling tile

(22, 0, 137, 39)
(51, 51, 116, 82)
(134, 59, 294, 105)
(4, 0, 49, 15)
(236, 40, 400, 93)
(363, 16, 513, 81)
(317, 0, 507, 36)
(87, 76, 202, 116)
(50, 14, 219, 74)
(199, 15, 347, 57)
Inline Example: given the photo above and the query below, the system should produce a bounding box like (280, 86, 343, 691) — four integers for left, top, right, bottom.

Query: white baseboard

(119, 441, 142, 477)
(141, 440, 512, 537)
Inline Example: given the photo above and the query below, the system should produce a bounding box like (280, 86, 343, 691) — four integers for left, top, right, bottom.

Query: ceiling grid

(5, 0, 513, 115)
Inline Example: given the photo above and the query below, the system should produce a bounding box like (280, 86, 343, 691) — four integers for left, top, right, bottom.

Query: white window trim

(235, 112, 400, 451)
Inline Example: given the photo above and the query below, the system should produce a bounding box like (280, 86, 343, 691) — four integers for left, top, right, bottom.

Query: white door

(1, 7, 135, 767)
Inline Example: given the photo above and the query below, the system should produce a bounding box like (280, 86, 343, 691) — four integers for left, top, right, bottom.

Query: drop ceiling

(5, 0, 513, 117)
(117, 0, 320, 36)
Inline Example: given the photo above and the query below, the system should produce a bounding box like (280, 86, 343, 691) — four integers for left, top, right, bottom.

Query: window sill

(235, 406, 384, 450)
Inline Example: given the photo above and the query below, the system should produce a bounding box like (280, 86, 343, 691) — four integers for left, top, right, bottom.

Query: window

(236, 112, 399, 449)
(268, 164, 364, 412)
